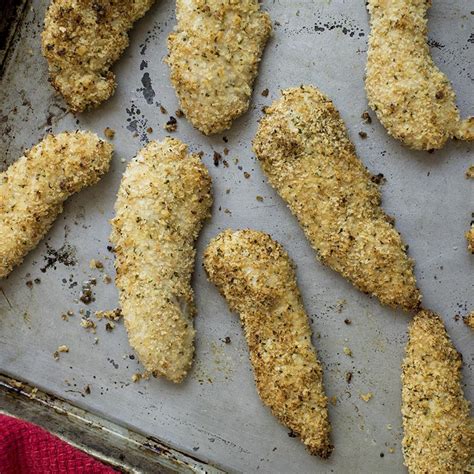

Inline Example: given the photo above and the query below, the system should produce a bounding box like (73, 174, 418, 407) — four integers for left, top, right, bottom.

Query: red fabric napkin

(0, 414, 118, 473)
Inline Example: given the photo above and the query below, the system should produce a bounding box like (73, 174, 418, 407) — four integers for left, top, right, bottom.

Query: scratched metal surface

(0, 1, 472, 473)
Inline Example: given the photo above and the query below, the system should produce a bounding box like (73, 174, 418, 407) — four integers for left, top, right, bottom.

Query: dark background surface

(0, 0, 26, 70)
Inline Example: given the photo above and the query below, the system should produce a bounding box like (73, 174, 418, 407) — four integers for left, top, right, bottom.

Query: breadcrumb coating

(366, 0, 474, 150)
(42, 0, 155, 112)
(464, 311, 474, 331)
(0, 131, 112, 278)
(402, 310, 473, 473)
(467, 166, 474, 254)
(166, 0, 272, 135)
(253, 86, 421, 311)
(204, 229, 332, 458)
(110, 138, 212, 383)
(467, 226, 474, 254)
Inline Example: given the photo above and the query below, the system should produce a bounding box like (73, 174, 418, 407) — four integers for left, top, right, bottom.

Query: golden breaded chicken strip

(166, 0, 272, 135)
(366, 0, 474, 150)
(402, 310, 473, 473)
(204, 229, 332, 458)
(42, 0, 155, 112)
(110, 138, 212, 383)
(0, 131, 112, 278)
(253, 86, 421, 311)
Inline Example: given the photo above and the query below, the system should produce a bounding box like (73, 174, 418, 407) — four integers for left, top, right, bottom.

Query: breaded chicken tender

(110, 138, 212, 383)
(42, 0, 155, 112)
(166, 0, 272, 135)
(253, 86, 420, 311)
(402, 310, 473, 473)
(0, 131, 112, 278)
(204, 230, 332, 458)
(366, 0, 474, 150)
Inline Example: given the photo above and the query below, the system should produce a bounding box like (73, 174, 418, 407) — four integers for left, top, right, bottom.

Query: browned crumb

(175, 109, 184, 118)
(95, 308, 122, 321)
(89, 259, 103, 270)
(166, 0, 272, 135)
(213, 151, 222, 167)
(261, 88, 269, 97)
(54, 344, 69, 360)
(243, 171, 251, 179)
(253, 86, 421, 311)
(361, 111, 372, 124)
(164, 116, 178, 132)
(463, 311, 474, 330)
(0, 132, 113, 278)
(110, 138, 212, 383)
(402, 310, 473, 473)
(80, 318, 97, 332)
(104, 127, 115, 140)
(146, 127, 153, 134)
(160, 105, 167, 114)
(465, 166, 474, 179)
(204, 230, 333, 458)
(131, 373, 142, 383)
(256, 195, 264, 202)
(42, 0, 155, 112)
(366, 0, 473, 150)
(105, 322, 115, 332)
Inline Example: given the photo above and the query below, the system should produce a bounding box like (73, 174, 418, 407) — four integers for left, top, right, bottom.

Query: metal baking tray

(0, 0, 472, 472)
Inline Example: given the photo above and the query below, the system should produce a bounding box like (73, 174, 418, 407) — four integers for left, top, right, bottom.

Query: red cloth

(0, 414, 117, 473)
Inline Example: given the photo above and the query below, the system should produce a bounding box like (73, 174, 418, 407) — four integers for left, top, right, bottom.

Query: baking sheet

(0, 0, 472, 472)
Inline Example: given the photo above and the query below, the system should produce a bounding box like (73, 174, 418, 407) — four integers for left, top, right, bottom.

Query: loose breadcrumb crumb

(204, 229, 333, 458)
(360, 392, 373, 402)
(104, 128, 115, 140)
(466, 166, 474, 179)
(89, 259, 104, 270)
(467, 226, 474, 254)
(95, 308, 122, 321)
(80, 318, 97, 332)
(131, 373, 142, 383)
